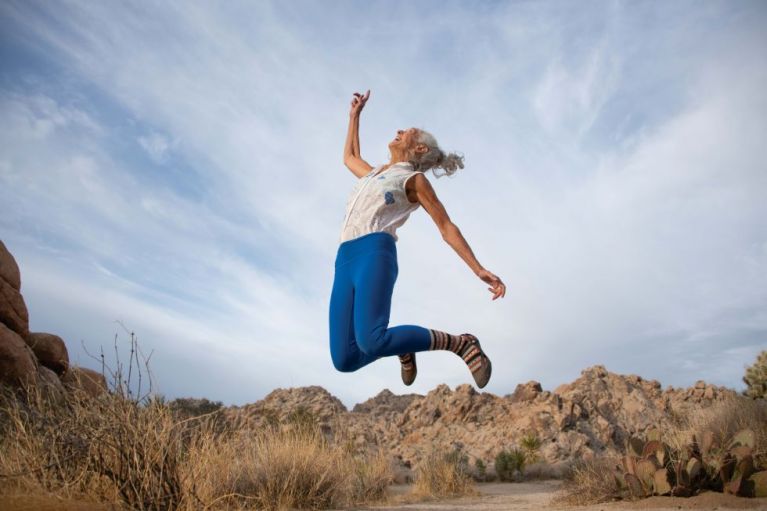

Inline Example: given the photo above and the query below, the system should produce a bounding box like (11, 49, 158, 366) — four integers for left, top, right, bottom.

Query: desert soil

(347, 480, 767, 511)
(2, 480, 765, 510)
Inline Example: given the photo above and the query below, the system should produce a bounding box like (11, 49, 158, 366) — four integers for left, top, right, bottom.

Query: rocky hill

(221, 365, 735, 476)
(0, 238, 740, 480)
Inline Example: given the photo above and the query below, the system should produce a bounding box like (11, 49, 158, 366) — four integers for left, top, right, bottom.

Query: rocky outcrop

(37, 365, 66, 401)
(0, 239, 103, 398)
(0, 322, 37, 387)
(62, 367, 108, 398)
(26, 332, 69, 375)
(0, 240, 21, 291)
(222, 385, 347, 431)
(221, 364, 738, 476)
(352, 389, 420, 415)
(0, 273, 30, 340)
(507, 380, 543, 403)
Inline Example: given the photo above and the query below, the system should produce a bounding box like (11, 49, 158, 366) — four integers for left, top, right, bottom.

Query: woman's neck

(388, 149, 410, 166)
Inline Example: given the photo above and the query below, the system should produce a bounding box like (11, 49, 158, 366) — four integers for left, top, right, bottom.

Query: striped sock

(428, 330, 484, 374)
(430, 330, 490, 387)
(428, 329, 466, 353)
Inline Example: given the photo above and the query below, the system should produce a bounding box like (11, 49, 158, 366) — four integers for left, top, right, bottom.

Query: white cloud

(138, 131, 175, 164)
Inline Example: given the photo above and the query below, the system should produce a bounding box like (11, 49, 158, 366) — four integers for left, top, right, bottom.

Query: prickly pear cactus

(618, 427, 764, 499)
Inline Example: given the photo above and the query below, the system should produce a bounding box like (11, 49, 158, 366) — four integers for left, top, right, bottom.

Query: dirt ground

(2, 480, 766, 510)
(352, 480, 767, 511)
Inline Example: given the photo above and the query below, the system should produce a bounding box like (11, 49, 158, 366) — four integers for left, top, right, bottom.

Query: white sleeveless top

(339, 162, 421, 243)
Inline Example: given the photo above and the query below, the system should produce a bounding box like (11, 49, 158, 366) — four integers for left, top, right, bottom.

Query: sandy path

(346, 480, 767, 511)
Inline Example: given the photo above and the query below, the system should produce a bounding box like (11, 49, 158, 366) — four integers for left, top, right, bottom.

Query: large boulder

(507, 380, 543, 403)
(26, 332, 69, 375)
(352, 389, 421, 415)
(0, 276, 29, 339)
(0, 240, 21, 291)
(62, 366, 108, 397)
(0, 321, 37, 387)
(37, 365, 66, 402)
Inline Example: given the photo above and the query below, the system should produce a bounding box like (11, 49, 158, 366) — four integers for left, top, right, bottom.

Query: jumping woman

(329, 89, 506, 389)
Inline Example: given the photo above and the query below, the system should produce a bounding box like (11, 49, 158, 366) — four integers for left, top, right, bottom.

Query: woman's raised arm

(343, 90, 374, 178)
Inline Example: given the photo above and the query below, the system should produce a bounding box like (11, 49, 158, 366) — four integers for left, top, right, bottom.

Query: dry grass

(0, 384, 186, 510)
(552, 456, 622, 506)
(411, 448, 478, 500)
(0, 384, 398, 510)
(184, 425, 394, 510)
(522, 460, 571, 480)
(0, 327, 400, 510)
(0, 494, 120, 511)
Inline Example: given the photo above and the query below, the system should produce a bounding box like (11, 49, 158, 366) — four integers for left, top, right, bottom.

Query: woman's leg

(349, 248, 492, 387)
(352, 252, 432, 358)
(328, 260, 379, 372)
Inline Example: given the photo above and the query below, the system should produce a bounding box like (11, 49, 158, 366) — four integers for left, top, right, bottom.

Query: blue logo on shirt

(384, 191, 395, 205)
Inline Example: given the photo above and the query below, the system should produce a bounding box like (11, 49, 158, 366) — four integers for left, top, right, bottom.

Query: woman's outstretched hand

(350, 89, 370, 117)
(477, 268, 506, 300)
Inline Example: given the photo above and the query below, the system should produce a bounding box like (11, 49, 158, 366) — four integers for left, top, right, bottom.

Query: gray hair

(408, 129, 465, 178)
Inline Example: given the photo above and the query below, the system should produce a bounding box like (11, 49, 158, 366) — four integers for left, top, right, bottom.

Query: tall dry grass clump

(553, 456, 622, 506)
(185, 424, 394, 510)
(187, 426, 346, 509)
(0, 383, 186, 509)
(412, 448, 477, 499)
(0, 386, 397, 510)
(0, 330, 396, 510)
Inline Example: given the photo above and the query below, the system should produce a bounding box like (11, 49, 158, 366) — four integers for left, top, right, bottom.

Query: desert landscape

(2, 240, 767, 510)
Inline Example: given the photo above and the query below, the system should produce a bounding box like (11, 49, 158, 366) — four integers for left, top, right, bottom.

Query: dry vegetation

(411, 448, 478, 499)
(554, 395, 767, 506)
(0, 330, 402, 511)
(0, 383, 399, 510)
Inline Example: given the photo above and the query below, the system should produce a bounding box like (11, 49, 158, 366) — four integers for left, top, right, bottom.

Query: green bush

(521, 432, 542, 462)
(495, 448, 526, 482)
(474, 458, 487, 481)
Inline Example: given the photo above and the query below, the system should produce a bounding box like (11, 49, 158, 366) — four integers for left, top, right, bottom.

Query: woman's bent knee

(331, 352, 358, 373)
(356, 332, 386, 358)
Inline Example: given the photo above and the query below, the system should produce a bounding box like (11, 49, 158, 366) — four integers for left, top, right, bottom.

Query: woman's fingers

(488, 279, 506, 300)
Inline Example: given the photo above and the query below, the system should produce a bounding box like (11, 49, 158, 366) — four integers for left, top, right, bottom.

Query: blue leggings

(329, 232, 432, 372)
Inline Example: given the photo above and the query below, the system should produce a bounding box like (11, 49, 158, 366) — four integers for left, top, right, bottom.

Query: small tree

(743, 350, 767, 399)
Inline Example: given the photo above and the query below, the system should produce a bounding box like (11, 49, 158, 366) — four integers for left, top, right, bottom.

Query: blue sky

(1, 1, 765, 408)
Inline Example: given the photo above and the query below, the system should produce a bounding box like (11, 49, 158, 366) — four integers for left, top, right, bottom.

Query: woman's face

(389, 127, 419, 153)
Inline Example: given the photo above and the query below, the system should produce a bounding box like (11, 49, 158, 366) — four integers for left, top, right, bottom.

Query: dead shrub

(0, 328, 396, 510)
(184, 424, 393, 510)
(348, 448, 395, 503)
(0, 381, 185, 510)
(412, 448, 478, 499)
(552, 456, 622, 506)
